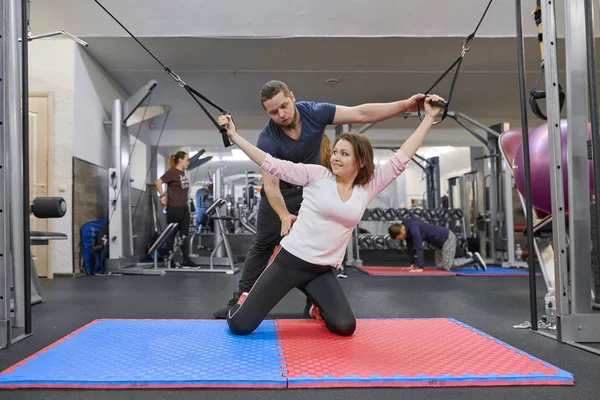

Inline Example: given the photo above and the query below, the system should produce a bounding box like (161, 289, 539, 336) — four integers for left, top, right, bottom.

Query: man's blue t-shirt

(256, 101, 336, 171)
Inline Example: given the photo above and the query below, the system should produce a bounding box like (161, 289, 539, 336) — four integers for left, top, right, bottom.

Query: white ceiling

(79, 36, 586, 127)
(29, 0, 598, 152)
(31, 0, 557, 39)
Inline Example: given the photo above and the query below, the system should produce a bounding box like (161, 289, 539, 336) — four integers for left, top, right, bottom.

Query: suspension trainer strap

(528, 0, 566, 120)
(417, 0, 493, 124)
(93, 0, 234, 147)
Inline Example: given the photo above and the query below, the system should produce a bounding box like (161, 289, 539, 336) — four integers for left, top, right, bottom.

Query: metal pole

(214, 167, 223, 258)
(452, 112, 501, 138)
(584, 0, 600, 303)
(451, 117, 488, 145)
(486, 137, 499, 262)
(356, 122, 375, 134)
(0, 0, 9, 349)
(6, 0, 25, 328)
(515, 0, 538, 329)
(429, 157, 441, 209)
(541, 0, 569, 337)
(110, 100, 123, 260)
(21, 0, 31, 335)
(564, 0, 592, 315)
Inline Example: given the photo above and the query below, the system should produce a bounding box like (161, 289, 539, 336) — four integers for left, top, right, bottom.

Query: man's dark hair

(260, 80, 292, 107)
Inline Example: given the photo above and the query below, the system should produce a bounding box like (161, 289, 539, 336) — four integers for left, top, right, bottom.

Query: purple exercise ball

(513, 119, 594, 215)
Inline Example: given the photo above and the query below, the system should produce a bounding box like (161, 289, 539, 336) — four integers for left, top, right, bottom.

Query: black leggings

(227, 246, 356, 337)
(166, 205, 191, 260)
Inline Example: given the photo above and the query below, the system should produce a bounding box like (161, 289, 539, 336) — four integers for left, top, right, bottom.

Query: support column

(470, 147, 486, 257)
(427, 157, 441, 209)
(335, 124, 351, 139)
(213, 167, 223, 258)
(109, 100, 123, 261)
(564, 0, 592, 316)
(6, 0, 25, 328)
(486, 133, 500, 262)
(540, 0, 569, 338)
(0, 0, 9, 349)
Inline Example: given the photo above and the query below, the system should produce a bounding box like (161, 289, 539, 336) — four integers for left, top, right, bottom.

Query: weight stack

(591, 197, 600, 305)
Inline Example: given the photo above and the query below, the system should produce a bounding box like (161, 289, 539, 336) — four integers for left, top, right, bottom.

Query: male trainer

(213, 80, 425, 318)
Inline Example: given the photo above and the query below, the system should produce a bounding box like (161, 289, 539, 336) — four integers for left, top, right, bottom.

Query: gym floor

(1, 269, 599, 400)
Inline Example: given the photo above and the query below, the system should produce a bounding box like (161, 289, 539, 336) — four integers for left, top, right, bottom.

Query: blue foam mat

(0, 319, 286, 388)
(456, 266, 541, 276)
(0, 318, 572, 389)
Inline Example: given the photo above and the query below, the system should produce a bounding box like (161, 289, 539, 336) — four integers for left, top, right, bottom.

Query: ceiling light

(325, 78, 340, 85)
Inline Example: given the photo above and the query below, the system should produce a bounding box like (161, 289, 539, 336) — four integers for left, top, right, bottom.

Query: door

(28, 95, 52, 278)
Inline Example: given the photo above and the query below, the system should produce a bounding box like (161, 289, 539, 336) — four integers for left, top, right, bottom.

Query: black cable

(93, 0, 233, 147)
(92, 0, 166, 70)
(515, 0, 538, 331)
(417, 0, 494, 123)
(22, 0, 32, 335)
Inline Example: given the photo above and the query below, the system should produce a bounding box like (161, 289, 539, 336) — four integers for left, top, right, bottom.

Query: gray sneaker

(473, 252, 487, 271)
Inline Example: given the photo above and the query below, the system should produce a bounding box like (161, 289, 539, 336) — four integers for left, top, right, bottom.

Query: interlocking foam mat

(455, 266, 543, 277)
(0, 318, 573, 389)
(357, 266, 456, 276)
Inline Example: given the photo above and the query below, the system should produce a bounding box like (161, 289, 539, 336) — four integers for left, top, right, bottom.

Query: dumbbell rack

(358, 207, 468, 260)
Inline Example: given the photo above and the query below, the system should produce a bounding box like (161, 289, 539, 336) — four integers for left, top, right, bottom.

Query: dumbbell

(385, 234, 400, 250)
(373, 235, 386, 250)
(358, 235, 368, 249)
(370, 207, 384, 220)
(424, 208, 437, 221)
(411, 207, 424, 219)
(451, 208, 464, 221)
(362, 235, 374, 249)
(383, 207, 397, 221)
(436, 208, 451, 221)
(396, 208, 410, 220)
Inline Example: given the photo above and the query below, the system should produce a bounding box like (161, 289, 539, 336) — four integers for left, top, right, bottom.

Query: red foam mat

(275, 319, 573, 388)
(357, 266, 455, 276)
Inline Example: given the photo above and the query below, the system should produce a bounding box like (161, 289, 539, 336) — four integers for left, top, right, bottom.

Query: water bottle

(544, 290, 556, 328)
(515, 244, 523, 261)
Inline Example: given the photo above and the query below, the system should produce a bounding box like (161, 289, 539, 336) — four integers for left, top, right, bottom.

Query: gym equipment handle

(30, 197, 67, 219)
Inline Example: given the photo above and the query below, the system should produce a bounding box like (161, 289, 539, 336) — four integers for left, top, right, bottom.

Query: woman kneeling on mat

(388, 219, 486, 272)
(218, 95, 443, 337)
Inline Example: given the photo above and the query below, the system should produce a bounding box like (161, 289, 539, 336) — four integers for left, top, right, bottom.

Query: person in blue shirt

(388, 218, 487, 272)
(213, 79, 427, 319)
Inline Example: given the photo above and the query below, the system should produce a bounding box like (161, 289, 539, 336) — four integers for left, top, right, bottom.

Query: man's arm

(261, 171, 289, 219)
(332, 94, 425, 125)
(261, 170, 296, 236)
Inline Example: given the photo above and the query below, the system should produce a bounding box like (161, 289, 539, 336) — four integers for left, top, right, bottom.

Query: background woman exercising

(155, 151, 197, 267)
(388, 219, 486, 272)
(218, 95, 444, 337)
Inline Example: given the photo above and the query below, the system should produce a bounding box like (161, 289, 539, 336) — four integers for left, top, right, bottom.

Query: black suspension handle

(219, 112, 234, 148)
(429, 100, 448, 108)
(417, 96, 449, 125)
